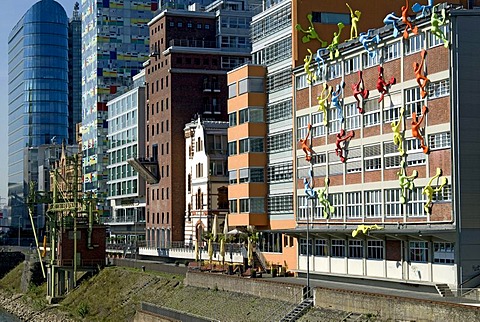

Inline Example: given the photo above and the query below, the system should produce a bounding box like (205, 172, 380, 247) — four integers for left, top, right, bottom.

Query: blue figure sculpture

(315, 48, 328, 80)
(358, 29, 381, 58)
(331, 81, 346, 123)
(304, 168, 317, 199)
(412, 0, 434, 19)
(383, 12, 402, 38)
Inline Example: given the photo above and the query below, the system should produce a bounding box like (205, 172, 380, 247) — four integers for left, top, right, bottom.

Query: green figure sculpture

(352, 224, 383, 238)
(317, 178, 335, 218)
(392, 106, 405, 156)
(304, 49, 316, 85)
(422, 168, 448, 214)
(327, 22, 345, 60)
(346, 3, 361, 41)
(431, 4, 449, 48)
(317, 83, 331, 126)
(398, 159, 418, 204)
(295, 14, 328, 47)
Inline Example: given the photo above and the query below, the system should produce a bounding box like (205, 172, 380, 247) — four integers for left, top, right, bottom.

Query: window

(296, 74, 308, 90)
(239, 138, 264, 153)
(428, 79, 450, 99)
(429, 132, 451, 150)
(405, 87, 423, 118)
(406, 187, 426, 217)
(268, 194, 293, 213)
(434, 242, 454, 264)
(297, 115, 309, 140)
(267, 99, 292, 123)
(365, 190, 382, 218)
(299, 238, 313, 256)
(229, 199, 237, 213)
(210, 160, 226, 176)
(239, 77, 264, 94)
(311, 12, 350, 24)
(385, 189, 401, 217)
(384, 141, 401, 169)
(328, 62, 342, 79)
(228, 170, 237, 184)
(267, 162, 293, 182)
(384, 41, 401, 61)
(364, 50, 380, 68)
(239, 107, 264, 124)
(405, 138, 426, 166)
(346, 192, 362, 218)
(363, 99, 380, 127)
(345, 103, 360, 130)
(228, 141, 237, 155)
(251, 5, 291, 42)
(348, 240, 364, 258)
(383, 92, 402, 123)
(267, 131, 292, 153)
(297, 196, 309, 220)
(239, 199, 249, 212)
(364, 144, 381, 171)
(228, 83, 237, 98)
(315, 239, 328, 257)
(261, 36, 292, 65)
(405, 33, 425, 55)
(196, 163, 203, 178)
(344, 56, 360, 75)
(410, 241, 428, 262)
(239, 168, 264, 183)
(330, 193, 344, 219)
(228, 112, 237, 126)
(312, 112, 325, 137)
(346, 147, 362, 173)
(259, 232, 283, 253)
(331, 240, 346, 257)
(327, 106, 341, 134)
(367, 240, 384, 260)
(429, 25, 448, 48)
(266, 69, 291, 93)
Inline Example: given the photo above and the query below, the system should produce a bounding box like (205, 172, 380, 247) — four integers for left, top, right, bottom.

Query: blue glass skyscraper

(7, 0, 68, 225)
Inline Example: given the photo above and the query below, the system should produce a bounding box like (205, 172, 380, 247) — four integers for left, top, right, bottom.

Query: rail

(459, 270, 480, 296)
(268, 286, 306, 321)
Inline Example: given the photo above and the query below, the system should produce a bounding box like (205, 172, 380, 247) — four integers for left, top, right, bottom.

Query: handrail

(254, 246, 268, 272)
(459, 270, 480, 296)
(269, 287, 305, 321)
(460, 270, 480, 287)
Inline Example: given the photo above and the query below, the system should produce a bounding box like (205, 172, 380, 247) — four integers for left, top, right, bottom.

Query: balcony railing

(169, 39, 217, 49)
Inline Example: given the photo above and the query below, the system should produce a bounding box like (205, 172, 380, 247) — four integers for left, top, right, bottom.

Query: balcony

(127, 157, 159, 184)
(168, 39, 216, 50)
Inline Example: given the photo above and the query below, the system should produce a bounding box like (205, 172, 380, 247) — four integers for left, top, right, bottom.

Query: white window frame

(314, 239, 328, 257)
(406, 187, 426, 217)
(433, 242, 454, 264)
(410, 241, 428, 262)
(328, 62, 342, 79)
(345, 103, 361, 130)
(344, 55, 360, 75)
(384, 141, 401, 169)
(346, 191, 362, 218)
(363, 99, 380, 127)
(384, 41, 401, 62)
(385, 189, 402, 217)
(428, 79, 450, 99)
(348, 240, 364, 258)
(405, 33, 425, 55)
(331, 239, 346, 257)
(327, 107, 341, 134)
(330, 193, 344, 219)
(428, 25, 449, 48)
(405, 87, 423, 118)
(367, 240, 384, 260)
(383, 92, 402, 123)
(363, 50, 380, 68)
(297, 115, 309, 139)
(364, 144, 382, 171)
(365, 190, 382, 218)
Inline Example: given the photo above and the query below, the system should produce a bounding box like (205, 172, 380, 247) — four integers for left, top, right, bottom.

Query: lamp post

(307, 199, 311, 298)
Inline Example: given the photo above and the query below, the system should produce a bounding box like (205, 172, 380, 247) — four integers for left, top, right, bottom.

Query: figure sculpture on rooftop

(422, 167, 448, 214)
(335, 129, 355, 163)
(346, 3, 361, 41)
(317, 83, 331, 126)
(327, 22, 345, 60)
(295, 14, 328, 47)
(398, 159, 418, 204)
(377, 66, 396, 103)
(431, 4, 449, 48)
(315, 48, 328, 80)
(413, 49, 430, 98)
(412, 105, 429, 154)
(383, 12, 402, 38)
(412, 0, 434, 19)
(358, 29, 381, 58)
(352, 71, 369, 114)
(402, 0, 418, 39)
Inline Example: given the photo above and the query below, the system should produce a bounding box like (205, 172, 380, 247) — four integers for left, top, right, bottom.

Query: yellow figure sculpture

(317, 83, 331, 125)
(392, 106, 405, 156)
(431, 4, 449, 48)
(398, 159, 418, 204)
(422, 168, 448, 214)
(352, 224, 384, 237)
(327, 22, 345, 60)
(318, 177, 335, 218)
(346, 3, 361, 41)
(304, 49, 316, 85)
(295, 14, 328, 47)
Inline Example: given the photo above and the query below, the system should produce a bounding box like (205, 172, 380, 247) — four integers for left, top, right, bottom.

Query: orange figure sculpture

(401, 0, 418, 39)
(411, 105, 429, 154)
(299, 124, 314, 162)
(352, 70, 369, 113)
(335, 129, 355, 163)
(376, 66, 396, 103)
(413, 49, 430, 98)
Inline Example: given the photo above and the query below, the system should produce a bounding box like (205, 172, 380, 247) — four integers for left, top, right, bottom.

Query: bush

(77, 302, 90, 318)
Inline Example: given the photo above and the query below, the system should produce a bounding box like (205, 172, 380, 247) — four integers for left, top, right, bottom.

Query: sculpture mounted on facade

(318, 177, 335, 218)
(383, 11, 402, 38)
(401, 0, 418, 39)
(304, 49, 316, 85)
(299, 123, 315, 162)
(331, 81, 346, 123)
(392, 106, 406, 156)
(304, 168, 317, 199)
(352, 224, 384, 237)
(413, 49, 430, 98)
(327, 22, 345, 60)
(295, 14, 328, 47)
(431, 4, 449, 48)
(335, 129, 355, 163)
(346, 3, 361, 41)
(352, 71, 369, 113)
(315, 48, 328, 80)
(422, 168, 448, 214)
(411, 105, 429, 154)
(398, 159, 418, 204)
(317, 83, 331, 126)
(377, 66, 396, 103)
(412, 0, 434, 19)
(358, 29, 381, 58)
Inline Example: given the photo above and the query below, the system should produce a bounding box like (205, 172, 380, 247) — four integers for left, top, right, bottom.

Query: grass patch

(0, 262, 24, 294)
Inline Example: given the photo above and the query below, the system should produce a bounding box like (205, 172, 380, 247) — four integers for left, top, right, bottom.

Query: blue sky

(0, 0, 78, 201)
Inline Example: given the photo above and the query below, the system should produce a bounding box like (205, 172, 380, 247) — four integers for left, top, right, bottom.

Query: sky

(0, 0, 78, 203)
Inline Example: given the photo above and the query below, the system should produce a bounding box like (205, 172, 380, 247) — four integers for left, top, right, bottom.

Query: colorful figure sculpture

(315, 48, 328, 80)
(331, 81, 346, 122)
(377, 66, 396, 103)
(317, 83, 331, 126)
(412, 0, 434, 19)
(346, 3, 361, 41)
(352, 224, 384, 238)
(401, 0, 418, 39)
(358, 29, 381, 58)
(431, 4, 449, 48)
(299, 123, 315, 162)
(411, 105, 429, 154)
(304, 168, 317, 199)
(413, 49, 430, 98)
(398, 159, 418, 204)
(295, 14, 328, 47)
(422, 168, 448, 214)
(335, 129, 355, 163)
(392, 106, 406, 156)
(383, 12, 402, 38)
(318, 177, 335, 218)
(352, 71, 369, 114)
(304, 49, 316, 85)
(327, 22, 345, 60)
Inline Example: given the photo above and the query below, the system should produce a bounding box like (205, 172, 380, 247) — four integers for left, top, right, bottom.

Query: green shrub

(77, 302, 90, 318)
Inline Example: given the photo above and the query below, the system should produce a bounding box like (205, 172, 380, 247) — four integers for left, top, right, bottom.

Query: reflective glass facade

(81, 0, 157, 218)
(8, 0, 68, 223)
(68, 6, 82, 144)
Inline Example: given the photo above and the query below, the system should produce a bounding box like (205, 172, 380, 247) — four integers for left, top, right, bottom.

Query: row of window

(228, 77, 264, 98)
(146, 98, 168, 122)
(228, 107, 264, 126)
(299, 239, 454, 264)
(146, 211, 170, 225)
(228, 137, 264, 155)
(252, 36, 292, 65)
(251, 4, 291, 42)
(108, 179, 138, 197)
(297, 186, 451, 219)
(229, 198, 265, 213)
